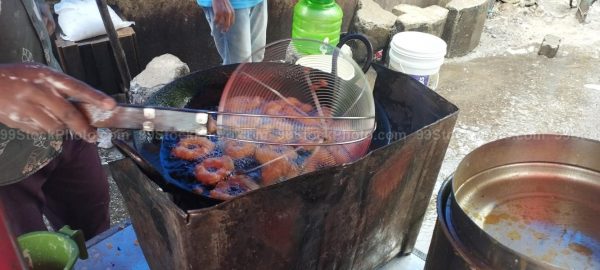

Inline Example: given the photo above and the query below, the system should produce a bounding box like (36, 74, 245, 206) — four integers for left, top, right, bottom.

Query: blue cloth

(203, 0, 267, 65)
(197, 0, 263, 9)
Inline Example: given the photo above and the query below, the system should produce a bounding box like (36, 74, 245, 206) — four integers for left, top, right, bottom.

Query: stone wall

(374, 0, 451, 9)
(108, 0, 358, 72)
(353, 0, 488, 58)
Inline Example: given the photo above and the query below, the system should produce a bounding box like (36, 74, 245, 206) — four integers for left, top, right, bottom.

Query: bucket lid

(391, 31, 447, 59)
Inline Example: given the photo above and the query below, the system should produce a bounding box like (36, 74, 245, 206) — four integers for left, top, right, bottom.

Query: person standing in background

(197, 0, 268, 64)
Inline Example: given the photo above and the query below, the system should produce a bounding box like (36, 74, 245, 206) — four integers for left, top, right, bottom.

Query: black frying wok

(114, 64, 391, 207)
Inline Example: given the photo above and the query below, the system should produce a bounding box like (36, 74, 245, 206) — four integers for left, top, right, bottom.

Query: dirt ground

(454, 0, 600, 61)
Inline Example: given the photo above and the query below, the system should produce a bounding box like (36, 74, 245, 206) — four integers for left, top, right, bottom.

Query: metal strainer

(213, 39, 376, 183)
(218, 39, 376, 147)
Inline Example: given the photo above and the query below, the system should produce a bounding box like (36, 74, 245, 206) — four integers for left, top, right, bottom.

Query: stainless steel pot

(425, 178, 488, 270)
(427, 135, 600, 270)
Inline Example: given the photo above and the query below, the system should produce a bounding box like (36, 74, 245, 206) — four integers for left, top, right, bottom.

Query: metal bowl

(452, 135, 600, 269)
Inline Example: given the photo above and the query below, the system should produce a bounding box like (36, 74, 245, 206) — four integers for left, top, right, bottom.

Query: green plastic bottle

(292, 0, 344, 54)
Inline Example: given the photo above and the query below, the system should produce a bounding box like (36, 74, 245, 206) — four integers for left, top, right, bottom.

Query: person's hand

(0, 64, 116, 142)
(211, 0, 235, 32)
(38, 2, 56, 36)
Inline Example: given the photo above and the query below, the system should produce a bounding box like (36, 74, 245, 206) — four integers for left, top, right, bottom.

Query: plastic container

(388, 31, 447, 89)
(17, 226, 87, 270)
(292, 0, 343, 54)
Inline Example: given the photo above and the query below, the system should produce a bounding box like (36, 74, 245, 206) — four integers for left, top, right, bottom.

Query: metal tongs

(74, 101, 216, 135)
(74, 101, 375, 146)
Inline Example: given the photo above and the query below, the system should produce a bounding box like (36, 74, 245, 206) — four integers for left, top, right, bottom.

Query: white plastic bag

(54, 0, 134, 42)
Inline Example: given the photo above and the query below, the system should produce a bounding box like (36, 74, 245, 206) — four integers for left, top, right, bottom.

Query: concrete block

(394, 5, 449, 37)
(424, 5, 451, 35)
(392, 4, 424, 15)
(129, 53, 190, 104)
(426, 5, 452, 18)
(442, 0, 489, 57)
(375, 0, 452, 9)
(538, 35, 561, 58)
(351, 0, 398, 52)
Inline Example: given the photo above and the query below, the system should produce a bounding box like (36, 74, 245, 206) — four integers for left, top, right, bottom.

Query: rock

(97, 128, 113, 149)
(576, 0, 595, 23)
(501, 0, 520, 3)
(98, 147, 125, 165)
(584, 84, 600, 91)
(351, 0, 397, 52)
(538, 34, 561, 58)
(442, 0, 489, 57)
(394, 4, 449, 37)
(129, 54, 190, 105)
(520, 0, 536, 7)
(498, 2, 518, 12)
(506, 47, 528, 55)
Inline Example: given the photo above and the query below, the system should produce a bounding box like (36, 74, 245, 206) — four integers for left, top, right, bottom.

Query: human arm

(212, 0, 235, 32)
(0, 64, 116, 142)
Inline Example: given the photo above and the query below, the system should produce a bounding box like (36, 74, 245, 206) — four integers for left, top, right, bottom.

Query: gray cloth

(0, 0, 64, 186)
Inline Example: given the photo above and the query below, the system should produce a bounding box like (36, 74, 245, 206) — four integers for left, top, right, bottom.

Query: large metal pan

(115, 64, 392, 206)
(447, 135, 600, 269)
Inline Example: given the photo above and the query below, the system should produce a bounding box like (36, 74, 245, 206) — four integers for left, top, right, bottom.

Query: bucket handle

(58, 226, 88, 260)
(337, 33, 373, 73)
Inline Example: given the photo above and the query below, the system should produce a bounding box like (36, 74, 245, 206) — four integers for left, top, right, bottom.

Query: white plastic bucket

(388, 31, 447, 89)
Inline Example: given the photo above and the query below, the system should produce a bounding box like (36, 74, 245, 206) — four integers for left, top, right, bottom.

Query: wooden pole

(95, 0, 132, 102)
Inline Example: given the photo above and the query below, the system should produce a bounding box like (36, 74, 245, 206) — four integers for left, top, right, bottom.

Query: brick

(538, 34, 561, 58)
(442, 0, 489, 57)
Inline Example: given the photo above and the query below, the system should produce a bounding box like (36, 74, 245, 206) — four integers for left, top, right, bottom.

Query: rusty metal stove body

(109, 63, 459, 270)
